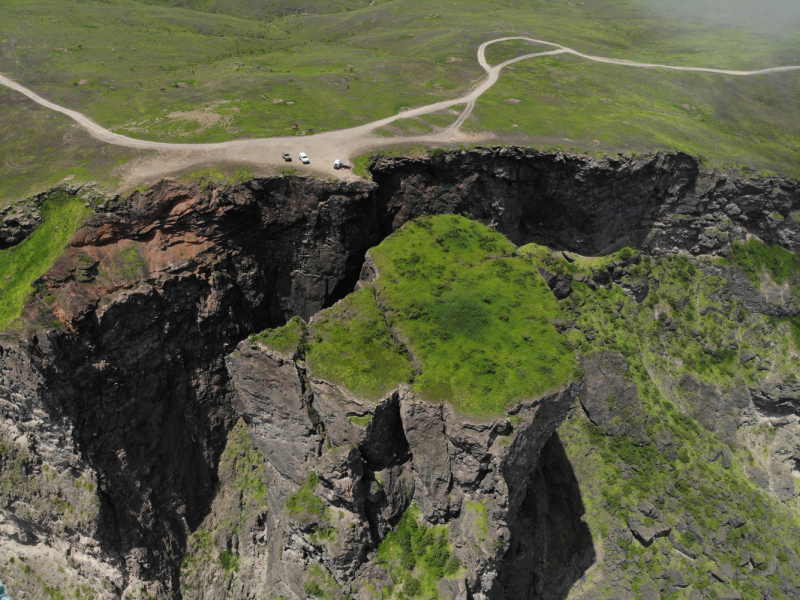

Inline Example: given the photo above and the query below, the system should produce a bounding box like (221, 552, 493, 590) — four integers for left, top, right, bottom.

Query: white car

(333, 159, 342, 170)
(299, 152, 310, 164)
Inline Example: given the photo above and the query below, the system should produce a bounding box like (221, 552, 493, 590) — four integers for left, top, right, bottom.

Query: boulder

(638, 582, 661, 600)
(537, 267, 573, 299)
(627, 515, 671, 547)
(711, 562, 734, 583)
(579, 351, 649, 444)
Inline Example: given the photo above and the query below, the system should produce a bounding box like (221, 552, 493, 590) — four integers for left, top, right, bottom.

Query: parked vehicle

(299, 152, 310, 164)
(281, 152, 291, 162)
(333, 159, 342, 170)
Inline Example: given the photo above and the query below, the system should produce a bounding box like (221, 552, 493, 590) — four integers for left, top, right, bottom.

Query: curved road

(1, 36, 798, 183)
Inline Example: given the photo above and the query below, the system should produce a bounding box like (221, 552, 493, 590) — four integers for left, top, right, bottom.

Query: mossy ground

(721, 238, 800, 288)
(251, 314, 305, 356)
(255, 215, 578, 415)
(180, 419, 268, 597)
(306, 287, 416, 400)
(285, 471, 325, 522)
(528, 243, 800, 598)
(373, 505, 460, 599)
(371, 215, 577, 414)
(0, 191, 92, 330)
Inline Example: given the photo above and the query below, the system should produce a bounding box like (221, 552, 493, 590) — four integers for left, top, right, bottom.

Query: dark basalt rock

(226, 338, 580, 599)
(537, 267, 573, 299)
(578, 351, 649, 445)
(2, 149, 800, 596)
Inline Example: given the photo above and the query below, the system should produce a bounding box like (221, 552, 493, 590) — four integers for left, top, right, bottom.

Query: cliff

(0, 149, 799, 599)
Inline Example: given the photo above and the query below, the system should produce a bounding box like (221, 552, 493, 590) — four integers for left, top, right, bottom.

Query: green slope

(1, 0, 800, 200)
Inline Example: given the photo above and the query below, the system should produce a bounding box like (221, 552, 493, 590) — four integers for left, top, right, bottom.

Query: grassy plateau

(256, 214, 578, 416)
(1, 0, 800, 202)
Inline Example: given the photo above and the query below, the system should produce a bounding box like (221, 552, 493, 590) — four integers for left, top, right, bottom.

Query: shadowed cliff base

(500, 432, 596, 600)
(1, 148, 800, 597)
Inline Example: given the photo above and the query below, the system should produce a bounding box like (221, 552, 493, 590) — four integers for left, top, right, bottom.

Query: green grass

(348, 414, 372, 427)
(285, 471, 325, 521)
(303, 564, 341, 600)
(370, 215, 577, 415)
(250, 314, 305, 355)
(465, 500, 488, 541)
(468, 53, 800, 177)
(722, 238, 800, 287)
(178, 166, 255, 187)
(252, 215, 579, 415)
(0, 191, 92, 329)
(2, 0, 800, 198)
(221, 418, 269, 505)
(518, 243, 638, 277)
(376, 505, 460, 598)
(0, 89, 147, 206)
(305, 287, 415, 400)
(219, 550, 240, 574)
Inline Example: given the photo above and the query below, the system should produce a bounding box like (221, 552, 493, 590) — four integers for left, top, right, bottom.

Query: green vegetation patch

(303, 563, 341, 599)
(376, 505, 460, 598)
(348, 414, 372, 427)
(370, 214, 577, 415)
(285, 471, 325, 521)
(465, 500, 489, 541)
(529, 244, 800, 597)
(251, 315, 305, 356)
(250, 215, 578, 415)
(305, 287, 415, 400)
(0, 191, 91, 330)
(178, 167, 255, 188)
(723, 238, 800, 287)
(518, 243, 638, 277)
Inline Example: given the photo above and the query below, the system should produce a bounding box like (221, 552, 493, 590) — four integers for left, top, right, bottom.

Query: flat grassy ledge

(254, 215, 578, 416)
(0, 191, 92, 330)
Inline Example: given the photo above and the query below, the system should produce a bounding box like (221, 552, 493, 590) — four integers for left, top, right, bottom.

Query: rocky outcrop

(0, 183, 112, 249)
(578, 352, 649, 445)
(0, 340, 124, 598)
(370, 149, 800, 257)
(2, 176, 380, 597)
(226, 340, 580, 599)
(1, 149, 800, 597)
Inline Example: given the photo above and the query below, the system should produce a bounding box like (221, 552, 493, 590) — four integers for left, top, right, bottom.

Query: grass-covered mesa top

(252, 215, 578, 416)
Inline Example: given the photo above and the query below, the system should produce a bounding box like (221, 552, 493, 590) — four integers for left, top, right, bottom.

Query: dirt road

(1, 37, 798, 185)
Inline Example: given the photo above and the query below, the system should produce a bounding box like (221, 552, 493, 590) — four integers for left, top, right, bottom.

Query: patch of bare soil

(114, 101, 239, 139)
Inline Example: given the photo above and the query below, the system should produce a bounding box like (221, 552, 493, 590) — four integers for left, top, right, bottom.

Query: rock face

(1, 149, 800, 597)
(369, 149, 800, 257)
(0, 183, 112, 249)
(579, 351, 649, 444)
(225, 340, 581, 599)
